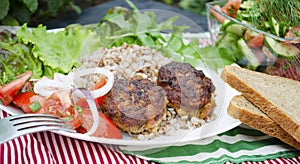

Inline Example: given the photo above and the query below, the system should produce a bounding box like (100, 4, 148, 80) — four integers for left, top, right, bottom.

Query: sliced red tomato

(92, 78, 107, 90)
(210, 5, 226, 23)
(13, 92, 41, 113)
(247, 33, 264, 48)
(76, 98, 122, 139)
(92, 77, 107, 107)
(95, 96, 106, 107)
(39, 92, 81, 129)
(48, 91, 73, 109)
(13, 90, 81, 129)
(222, 0, 242, 18)
(62, 106, 82, 129)
(0, 71, 32, 106)
(80, 109, 122, 139)
(75, 125, 87, 134)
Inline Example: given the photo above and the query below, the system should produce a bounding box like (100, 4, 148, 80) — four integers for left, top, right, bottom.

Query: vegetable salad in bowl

(206, 0, 300, 81)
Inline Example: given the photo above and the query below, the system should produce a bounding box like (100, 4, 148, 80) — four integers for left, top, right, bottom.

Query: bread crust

(228, 95, 300, 150)
(221, 66, 300, 143)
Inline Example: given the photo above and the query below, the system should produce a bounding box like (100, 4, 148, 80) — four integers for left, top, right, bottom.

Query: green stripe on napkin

(121, 125, 300, 163)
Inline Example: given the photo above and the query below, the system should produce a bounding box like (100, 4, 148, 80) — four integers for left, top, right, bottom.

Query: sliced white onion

(34, 67, 114, 136)
(34, 67, 114, 98)
(71, 88, 99, 136)
(53, 72, 75, 87)
(33, 77, 72, 97)
(71, 67, 114, 98)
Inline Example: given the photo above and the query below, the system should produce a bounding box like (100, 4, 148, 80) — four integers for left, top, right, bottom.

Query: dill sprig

(249, 0, 300, 30)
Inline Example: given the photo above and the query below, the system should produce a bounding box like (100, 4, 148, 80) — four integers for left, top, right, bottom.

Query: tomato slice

(0, 71, 32, 106)
(75, 125, 87, 134)
(79, 108, 122, 139)
(39, 92, 81, 129)
(48, 91, 73, 109)
(76, 98, 122, 139)
(247, 33, 264, 48)
(92, 77, 107, 107)
(222, 0, 241, 18)
(13, 89, 81, 129)
(210, 5, 226, 23)
(13, 92, 42, 113)
(95, 96, 106, 107)
(92, 78, 107, 90)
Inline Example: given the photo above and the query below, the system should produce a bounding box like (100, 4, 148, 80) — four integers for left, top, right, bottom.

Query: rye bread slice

(228, 95, 300, 150)
(221, 66, 300, 143)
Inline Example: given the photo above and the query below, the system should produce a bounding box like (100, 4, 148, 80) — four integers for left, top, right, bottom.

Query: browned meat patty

(157, 62, 216, 119)
(101, 78, 168, 134)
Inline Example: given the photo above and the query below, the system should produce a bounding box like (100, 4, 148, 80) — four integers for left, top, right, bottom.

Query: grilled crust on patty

(101, 78, 168, 134)
(157, 62, 216, 119)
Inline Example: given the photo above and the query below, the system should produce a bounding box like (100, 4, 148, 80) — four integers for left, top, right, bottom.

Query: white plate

(0, 65, 241, 147)
(0, 26, 240, 147)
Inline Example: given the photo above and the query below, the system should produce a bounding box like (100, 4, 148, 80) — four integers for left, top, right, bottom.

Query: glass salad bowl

(206, 0, 300, 81)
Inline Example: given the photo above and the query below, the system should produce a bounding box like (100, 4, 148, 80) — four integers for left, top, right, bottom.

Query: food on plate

(0, 71, 32, 105)
(0, 25, 100, 85)
(79, 44, 172, 82)
(0, 2, 221, 140)
(227, 95, 300, 150)
(0, 68, 122, 139)
(75, 98, 122, 139)
(221, 65, 300, 143)
(209, 0, 300, 80)
(157, 61, 215, 119)
(0, 2, 223, 140)
(0, 41, 217, 140)
(101, 78, 168, 134)
(79, 44, 216, 139)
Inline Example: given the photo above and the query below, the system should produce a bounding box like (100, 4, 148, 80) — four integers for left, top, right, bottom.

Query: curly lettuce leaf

(17, 24, 100, 74)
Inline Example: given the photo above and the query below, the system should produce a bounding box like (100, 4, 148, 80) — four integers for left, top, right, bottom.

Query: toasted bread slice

(228, 95, 300, 150)
(221, 66, 300, 143)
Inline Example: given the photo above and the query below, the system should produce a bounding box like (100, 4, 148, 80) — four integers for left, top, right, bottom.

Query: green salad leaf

(0, 24, 100, 84)
(17, 24, 100, 74)
(94, 9, 177, 48)
(0, 28, 43, 84)
(93, 7, 235, 71)
(197, 46, 236, 70)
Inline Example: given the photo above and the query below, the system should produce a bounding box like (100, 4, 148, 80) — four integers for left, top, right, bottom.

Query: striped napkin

(121, 124, 300, 163)
(0, 110, 155, 164)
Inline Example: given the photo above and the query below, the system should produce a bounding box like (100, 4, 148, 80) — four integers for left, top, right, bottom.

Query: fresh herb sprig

(249, 0, 300, 34)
